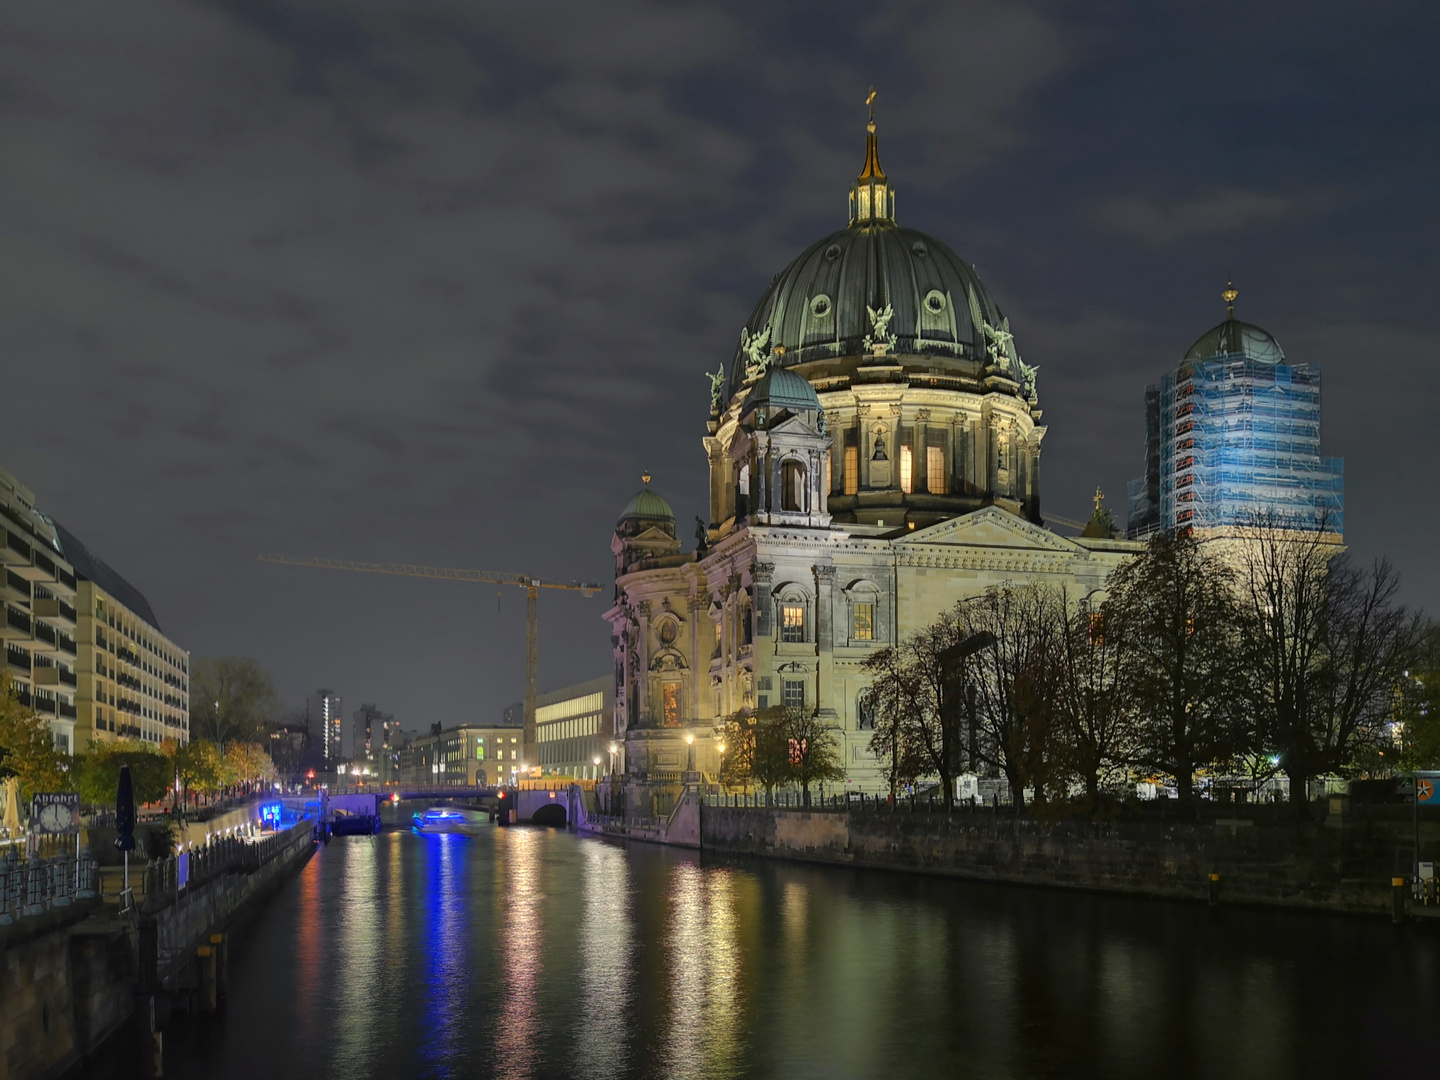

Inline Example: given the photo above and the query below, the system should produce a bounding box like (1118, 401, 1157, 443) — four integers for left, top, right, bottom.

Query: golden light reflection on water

(330, 837, 380, 1075)
(293, 846, 322, 1045)
(663, 860, 743, 1079)
(496, 828, 542, 1080)
(575, 839, 633, 1076)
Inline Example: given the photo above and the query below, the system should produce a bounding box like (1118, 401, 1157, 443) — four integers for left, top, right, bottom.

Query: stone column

(688, 594, 704, 722)
(952, 415, 966, 495)
(914, 410, 929, 495)
(636, 601, 651, 727)
(815, 563, 836, 713)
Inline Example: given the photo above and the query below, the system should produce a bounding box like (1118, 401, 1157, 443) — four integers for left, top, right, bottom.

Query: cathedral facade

(604, 116, 1141, 794)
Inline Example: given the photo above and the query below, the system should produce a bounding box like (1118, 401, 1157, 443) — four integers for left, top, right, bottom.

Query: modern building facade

(350, 703, 394, 767)
(57, 523, 190, 753)
(0, 467, 80, 752)
(1127, 288, 1344, 539)
(307, 689, 343, 761)
(535, 676, 615, 781)
(397, 719, 523, 786)
(605, 116, 1142, 798)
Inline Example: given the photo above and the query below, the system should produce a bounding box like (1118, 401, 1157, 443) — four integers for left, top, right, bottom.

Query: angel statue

(1017, 357, 1039, 404)
(705, 366, 726, 415)
(740, 325, 773, 380)
(863, 303, 895, 353)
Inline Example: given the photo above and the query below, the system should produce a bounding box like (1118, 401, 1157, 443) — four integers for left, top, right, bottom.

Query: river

(99, 821, 1440, 1079)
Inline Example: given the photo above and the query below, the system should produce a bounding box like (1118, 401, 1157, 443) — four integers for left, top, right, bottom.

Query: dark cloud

(1, 0, 1435, 729)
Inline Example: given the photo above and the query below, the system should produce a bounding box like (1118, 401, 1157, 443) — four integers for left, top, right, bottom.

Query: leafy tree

(1105, 530, 1245, 809)
(861, 644, 929, 803)
(224, 741, 277, 790)
(189, 657, 279, 746)
(1396, 623, 1440, 771)
(1054, 590, 1142, 810)
(717, 712, 756, 791)
(168, 738, 226, 803)
(0, 672, 66, 801)
(1232, 510, 1424, 812)
(778, 707, 844, 805)
(751, 709, 793, 803)
(73, 740, 170, 806)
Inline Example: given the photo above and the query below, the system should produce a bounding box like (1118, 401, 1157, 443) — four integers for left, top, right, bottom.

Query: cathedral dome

(726, 224, 1014, 400)
(617, 478, 675, 537)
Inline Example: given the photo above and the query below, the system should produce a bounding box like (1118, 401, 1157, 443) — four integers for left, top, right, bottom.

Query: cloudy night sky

(1, 0, 1436, 730)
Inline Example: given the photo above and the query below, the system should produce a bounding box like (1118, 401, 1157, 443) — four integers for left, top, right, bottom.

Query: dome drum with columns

(706, 112, 1043, 536)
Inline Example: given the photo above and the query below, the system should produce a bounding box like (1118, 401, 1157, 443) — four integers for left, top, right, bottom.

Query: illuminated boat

(411, 806, 487, 834)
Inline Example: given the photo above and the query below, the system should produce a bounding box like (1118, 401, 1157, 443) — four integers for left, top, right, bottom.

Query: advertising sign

(177, 851, 190, 890)
(1417, 773, 1440, 805)
(31, 792, 81, 834)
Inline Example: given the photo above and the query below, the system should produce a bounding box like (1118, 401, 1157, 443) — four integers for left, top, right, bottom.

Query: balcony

(6, 647, 30, 672)
(32, 666, 60, 686)
(32, 598, 78, 626)
(59, 633, 76, 656)
(1, 605, 31, 639)
(0, 530, 31, 567)
(0, 570, 28, 604)
(58, 701, 76, 720)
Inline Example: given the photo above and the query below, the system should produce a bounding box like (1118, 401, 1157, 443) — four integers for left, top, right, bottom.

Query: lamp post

(608, 741, 619, 776)
(685, 732, 696, 780)
(592, 755, 601, 782)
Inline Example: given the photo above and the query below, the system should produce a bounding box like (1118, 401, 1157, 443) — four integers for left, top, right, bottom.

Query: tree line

(0, 654, 282, 812)
(860, 512, 1431, 816)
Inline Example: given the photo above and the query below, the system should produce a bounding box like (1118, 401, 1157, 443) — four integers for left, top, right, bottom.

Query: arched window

(781, 460, 806, 512)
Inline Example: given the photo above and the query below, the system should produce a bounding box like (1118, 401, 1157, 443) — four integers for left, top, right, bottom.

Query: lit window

(899, 445, 913, 493)
(853, 603, 874, 641)
(781, 604, 805, 643)
(783, 679, 805, 709)
(874, 185, 886, 217)
(857, 187, 870, 219)
(843, 445, 858, 495)
(927, 445, 945, 494)
(662, 682, 681, 727)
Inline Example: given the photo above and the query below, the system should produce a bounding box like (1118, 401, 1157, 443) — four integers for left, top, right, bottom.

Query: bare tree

(861, 645, 928, 803)
(1105, 530, 1244, 809)
(189, 657, 280, 747)
(1233, 510, 1424, 813)
(966, 583, 1066, 811)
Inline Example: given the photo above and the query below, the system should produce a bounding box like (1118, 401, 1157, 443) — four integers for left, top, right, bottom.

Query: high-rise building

(351, 703, 394, 766)
(1127, 287, 1343, 538)
(307, 689, 343, 761)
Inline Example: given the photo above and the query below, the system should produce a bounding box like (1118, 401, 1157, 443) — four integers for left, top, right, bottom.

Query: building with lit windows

(1, 465, 189, 755)
(1126, 287, 1343, 539)
(605, 112, 1143, 801)
(0, 466, 81, 753)
(307, 689, 343, 761)
(56, 523, 190, 753)
(398, 718, 523, 786)
(535, 676, 615, 781)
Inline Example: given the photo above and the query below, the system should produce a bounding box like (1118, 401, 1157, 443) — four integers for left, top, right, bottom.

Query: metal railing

(0, 849, 98, 923)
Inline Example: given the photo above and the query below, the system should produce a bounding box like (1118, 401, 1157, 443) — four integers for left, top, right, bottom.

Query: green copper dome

(617, 481, 675, 537)
(1184, 318, 1285, 365)
(742, 367, 820, 414)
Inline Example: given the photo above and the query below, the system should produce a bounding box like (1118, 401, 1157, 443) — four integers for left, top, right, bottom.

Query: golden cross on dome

(866, 87, 877, 132)
(1093, 486, 1105, 513)
(1222, 279, 1238, 317)
(642, 471, 652, 486)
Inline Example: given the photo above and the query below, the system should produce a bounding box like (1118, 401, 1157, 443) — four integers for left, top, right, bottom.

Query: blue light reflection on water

(150, 823, 1440, 1080)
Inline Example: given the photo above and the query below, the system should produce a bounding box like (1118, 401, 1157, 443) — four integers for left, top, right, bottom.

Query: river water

(131, 823, 1438, 1079)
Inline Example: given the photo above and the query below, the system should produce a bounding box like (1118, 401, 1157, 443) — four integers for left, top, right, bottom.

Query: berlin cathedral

(604, 111, 1145, 794)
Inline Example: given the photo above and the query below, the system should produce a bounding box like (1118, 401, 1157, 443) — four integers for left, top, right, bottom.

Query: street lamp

(608, 741, 619, 776)
(685, 731, 695, 774)
(593, 755, 601, 781)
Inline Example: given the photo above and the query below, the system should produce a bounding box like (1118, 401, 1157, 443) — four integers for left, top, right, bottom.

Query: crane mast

(258, 553, 601, 762)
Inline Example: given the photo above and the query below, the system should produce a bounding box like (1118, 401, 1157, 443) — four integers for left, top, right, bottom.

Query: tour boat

(411, 806, 487, 834)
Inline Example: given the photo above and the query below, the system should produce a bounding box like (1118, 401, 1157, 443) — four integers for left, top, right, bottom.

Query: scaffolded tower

(1127, 286, 1343, 537)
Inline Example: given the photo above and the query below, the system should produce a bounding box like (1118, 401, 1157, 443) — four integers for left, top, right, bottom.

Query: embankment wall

(700, 805, 1430, 915)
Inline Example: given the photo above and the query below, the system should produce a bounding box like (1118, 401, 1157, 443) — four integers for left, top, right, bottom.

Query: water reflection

(576, 839, 633, 1077)
(154, 825, 1440, 1080)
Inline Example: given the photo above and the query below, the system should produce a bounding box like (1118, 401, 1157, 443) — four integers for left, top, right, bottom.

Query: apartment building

(56, 524, 189, 753)
(398, 718, 523, 787)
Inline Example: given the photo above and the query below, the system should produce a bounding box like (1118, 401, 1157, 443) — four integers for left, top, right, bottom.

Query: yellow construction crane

(258, 554, 603, 757)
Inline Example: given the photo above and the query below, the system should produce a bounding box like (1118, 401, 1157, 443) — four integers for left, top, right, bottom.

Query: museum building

(604, 115, 1142, 794)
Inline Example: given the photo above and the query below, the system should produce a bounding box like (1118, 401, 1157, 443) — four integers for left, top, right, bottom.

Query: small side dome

(742, 367, 820, 414)
(617, 475, 675, 538)
(1184, 319, 1285, 364)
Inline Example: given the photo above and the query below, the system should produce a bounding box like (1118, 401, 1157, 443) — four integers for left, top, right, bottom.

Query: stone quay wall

(0, 819, 316, 1080)
(699, 804, 1434, 915)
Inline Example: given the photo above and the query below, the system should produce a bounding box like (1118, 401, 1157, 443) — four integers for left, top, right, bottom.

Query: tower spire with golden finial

(850, 87, 893, 226)
(1222, 278, 1238, 319)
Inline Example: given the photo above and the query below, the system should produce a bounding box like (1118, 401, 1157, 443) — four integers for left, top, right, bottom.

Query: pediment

(900, 506, 1080, 554)
(767, 414, 824, 439)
